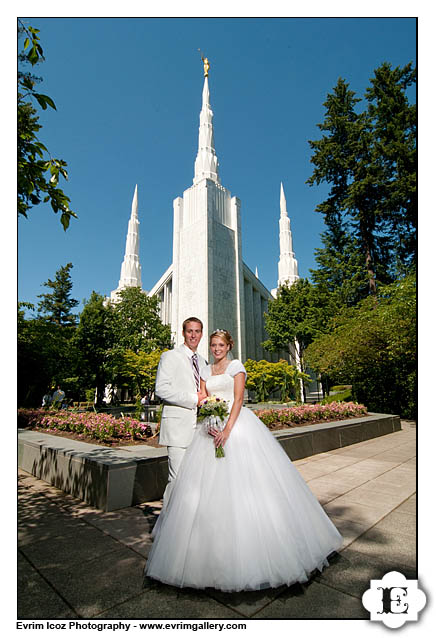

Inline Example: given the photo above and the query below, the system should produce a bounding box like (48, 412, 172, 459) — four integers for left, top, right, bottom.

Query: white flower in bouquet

(197, 395, 229, 420)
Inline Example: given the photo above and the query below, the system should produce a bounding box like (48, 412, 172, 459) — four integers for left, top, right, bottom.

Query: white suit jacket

(155, 345, 207, 447)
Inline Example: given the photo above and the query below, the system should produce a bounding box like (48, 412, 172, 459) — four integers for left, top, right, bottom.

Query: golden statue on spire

(198, 50, 210, 77)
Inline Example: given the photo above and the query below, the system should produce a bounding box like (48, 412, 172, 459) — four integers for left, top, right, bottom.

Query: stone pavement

(17, 421, 416, 620)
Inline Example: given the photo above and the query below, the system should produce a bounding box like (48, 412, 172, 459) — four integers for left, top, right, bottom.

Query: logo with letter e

(362, 571, 426, 629)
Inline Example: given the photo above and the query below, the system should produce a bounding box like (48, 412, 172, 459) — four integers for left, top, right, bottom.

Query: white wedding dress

(145, 360, 343, 592)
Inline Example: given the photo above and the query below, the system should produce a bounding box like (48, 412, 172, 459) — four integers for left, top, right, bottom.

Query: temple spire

(193, 73, 220, 185)
(280, 181, 287, 217)
(131, 183, 138, 219)
(110, 185, 142, 301)
(277, 182, 299, 288)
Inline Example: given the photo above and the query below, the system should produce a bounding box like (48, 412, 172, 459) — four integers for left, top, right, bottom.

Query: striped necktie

(192, 353, 200, 390)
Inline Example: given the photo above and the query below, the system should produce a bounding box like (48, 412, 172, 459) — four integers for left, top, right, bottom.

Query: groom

(155, 317, 207, 508)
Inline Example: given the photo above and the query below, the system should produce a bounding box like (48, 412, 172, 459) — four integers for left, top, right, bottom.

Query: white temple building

(110, 69, 299, 363)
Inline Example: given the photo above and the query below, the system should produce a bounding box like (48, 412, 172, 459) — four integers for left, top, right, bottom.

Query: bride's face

(210, 337, 230, 362)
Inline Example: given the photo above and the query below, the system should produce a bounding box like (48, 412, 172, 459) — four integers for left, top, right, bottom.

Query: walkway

(18, 421, 416, 620)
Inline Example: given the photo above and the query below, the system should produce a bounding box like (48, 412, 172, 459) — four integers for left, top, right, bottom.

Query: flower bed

(17, 408, 153, 445)
(18, 401, 368, 446)
(254, 401, 367, 429)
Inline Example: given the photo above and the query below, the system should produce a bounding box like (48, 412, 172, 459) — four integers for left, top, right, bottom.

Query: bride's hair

(210, 329, 234, 351)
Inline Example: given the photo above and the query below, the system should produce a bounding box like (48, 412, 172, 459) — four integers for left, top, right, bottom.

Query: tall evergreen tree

(307, 63, 416, 294)
(307, 78, 379, 293)
(37, 262, 78, 326)
(365, 62, 416, 271)
(310, 226, 368, 307)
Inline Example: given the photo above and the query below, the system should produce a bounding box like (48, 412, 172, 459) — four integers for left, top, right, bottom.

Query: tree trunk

(294, 339, 306, 403)
(95, 375, 105, 406)
(321, 375, 330, 398)
(365, 245, 377, 295)
(360, 213, 377, 295)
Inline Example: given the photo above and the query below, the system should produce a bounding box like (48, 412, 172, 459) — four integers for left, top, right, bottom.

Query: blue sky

(17, 16, 416, 313)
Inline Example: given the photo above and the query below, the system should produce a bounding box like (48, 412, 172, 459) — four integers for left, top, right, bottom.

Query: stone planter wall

(18, 413, 401, 511)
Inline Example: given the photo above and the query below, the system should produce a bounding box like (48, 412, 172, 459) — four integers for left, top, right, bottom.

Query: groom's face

(183, 321, 203, 352)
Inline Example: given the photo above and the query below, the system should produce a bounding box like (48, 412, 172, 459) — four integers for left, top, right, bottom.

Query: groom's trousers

(162, 446, 186, 510)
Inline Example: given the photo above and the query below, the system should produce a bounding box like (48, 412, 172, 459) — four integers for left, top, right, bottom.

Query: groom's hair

(182, 317, 203, 332)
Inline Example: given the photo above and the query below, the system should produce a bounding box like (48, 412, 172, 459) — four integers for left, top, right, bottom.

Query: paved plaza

(18, 421, 416, 620)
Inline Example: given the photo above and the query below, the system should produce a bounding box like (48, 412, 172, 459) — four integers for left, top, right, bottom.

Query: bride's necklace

(212, 360, 228, 375)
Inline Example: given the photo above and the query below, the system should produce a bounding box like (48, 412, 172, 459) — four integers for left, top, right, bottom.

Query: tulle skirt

(145, 407, 343, 592)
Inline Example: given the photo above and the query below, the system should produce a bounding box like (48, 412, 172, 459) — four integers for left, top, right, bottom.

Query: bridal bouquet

(197, 395, 229, 458)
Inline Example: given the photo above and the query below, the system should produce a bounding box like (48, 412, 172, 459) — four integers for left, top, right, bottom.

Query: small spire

(131, 184, 138, 218)
(117, 185, 142, 290)
(280, 182, 287, 217)
(277, 182, 299, 288)
(255, 267, 259, 279)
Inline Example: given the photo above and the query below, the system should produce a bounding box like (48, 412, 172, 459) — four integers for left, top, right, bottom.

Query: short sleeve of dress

(200, 364, 212, 382)
(227, 359, 247, 379)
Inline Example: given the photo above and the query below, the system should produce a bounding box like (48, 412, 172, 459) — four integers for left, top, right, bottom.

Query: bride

(145, 329, 343, 592)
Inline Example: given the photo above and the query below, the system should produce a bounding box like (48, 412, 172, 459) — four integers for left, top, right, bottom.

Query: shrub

(322, 389, 353, 404)
(305, 275, 416, 418)
(244, 359, 309, 403)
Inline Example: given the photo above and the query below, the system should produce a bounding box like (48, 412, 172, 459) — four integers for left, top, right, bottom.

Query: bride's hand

(214, 426, 230, 448)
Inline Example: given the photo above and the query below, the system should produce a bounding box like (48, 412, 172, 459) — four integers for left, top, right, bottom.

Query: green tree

(37, 262, 78, 326)
(18, 302, 75, 406)
(263, 279, 339, 398)
(307, 78, 380, 294)
(310, 227, 369, 307)
(365, 62, 416, 270)
(73, 292, 116, 406)
(305, 273, 416, 418)
(18, 21, 77, 230)
(111, 287, 172, 354)
(117, 349, 165, 400)
(307, 63, 416, 294)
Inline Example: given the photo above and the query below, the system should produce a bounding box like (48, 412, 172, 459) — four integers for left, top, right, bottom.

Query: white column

(171, 197, 183, 344)
(253, 289, 262, 360)
(261, 296, 269, 361)
(231, 196, 245, 363)
(244, 280, 255, 360)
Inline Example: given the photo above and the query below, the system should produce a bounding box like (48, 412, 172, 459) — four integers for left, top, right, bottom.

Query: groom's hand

(197, 392, 207, 406)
